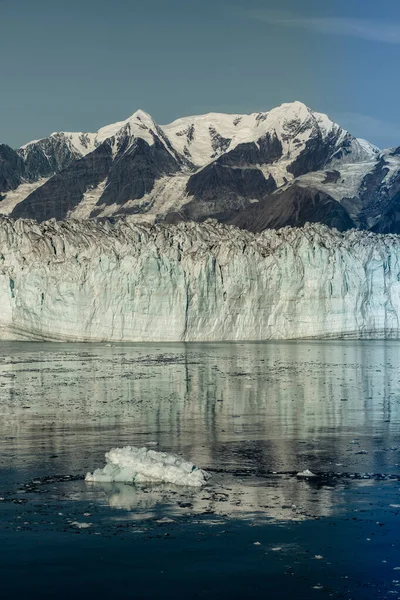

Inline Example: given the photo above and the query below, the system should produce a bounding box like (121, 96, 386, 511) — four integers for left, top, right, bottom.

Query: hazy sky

(1, 0, 400, 148)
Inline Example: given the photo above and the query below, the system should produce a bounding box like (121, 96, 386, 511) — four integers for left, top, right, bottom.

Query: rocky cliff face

(0, 217, 399, 341)
(230, 185, 356, 232)
(18, 132, 92, 180)
(0, 145, 29, 194)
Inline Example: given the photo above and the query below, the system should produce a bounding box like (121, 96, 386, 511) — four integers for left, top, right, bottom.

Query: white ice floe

(297, 469, 318, 478)
(70, 521, 92, 529)
(85, 446, 210, 487)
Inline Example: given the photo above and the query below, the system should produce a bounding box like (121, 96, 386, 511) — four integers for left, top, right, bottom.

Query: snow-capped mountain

(164, 101, 378, 172)
(5, 110, 189, 222)
(1, 101, 399, 232)
(17, 108, 170, 174)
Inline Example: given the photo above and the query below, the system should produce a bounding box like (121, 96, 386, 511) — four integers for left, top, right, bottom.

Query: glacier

(0, 216, 400, 341)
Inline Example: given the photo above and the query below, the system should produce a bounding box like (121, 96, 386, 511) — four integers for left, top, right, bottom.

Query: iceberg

(85, 446, 211, 487)
(0, 217, 400, 341)
(297, 469, 318, 478)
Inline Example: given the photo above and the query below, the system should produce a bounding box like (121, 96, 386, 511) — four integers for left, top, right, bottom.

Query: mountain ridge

(1, 101, 399, 232)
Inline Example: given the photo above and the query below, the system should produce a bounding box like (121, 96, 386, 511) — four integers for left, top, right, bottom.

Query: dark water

(1, 341, 400, 599)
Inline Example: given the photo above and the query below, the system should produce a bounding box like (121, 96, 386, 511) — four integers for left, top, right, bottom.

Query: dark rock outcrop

(173, 163, 277, 222)
(12, 142, 114, 221)
(370, 191, 400, 234)
(287, 131, 343, 178)
(230, 185, 355, 233)
(0, 144, 27, 193)
(322, 170, 341, 184)
(90, 138, 183, 216)
(217, 132, 283, 167)
(18, 133, 87, 179)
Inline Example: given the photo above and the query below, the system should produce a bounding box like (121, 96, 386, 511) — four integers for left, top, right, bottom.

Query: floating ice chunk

(70, 521, 92, 529)
(85, 446, 210, 487)
(297, 469, 317, 478)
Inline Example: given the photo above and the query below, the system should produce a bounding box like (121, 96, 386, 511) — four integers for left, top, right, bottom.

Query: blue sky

(1, 0, 400, 148)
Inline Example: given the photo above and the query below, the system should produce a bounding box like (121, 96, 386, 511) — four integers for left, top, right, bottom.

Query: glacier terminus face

(0, 217, 399, 342)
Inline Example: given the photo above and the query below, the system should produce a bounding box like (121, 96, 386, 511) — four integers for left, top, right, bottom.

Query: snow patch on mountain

(381, 151, 400, 186)
(296, 163, 376, 203)
(92, 175, 191, 220)
(294, 148, 400, 222)
(68, 180, 108, 220)
(259, 160, 295, 188)
(141, 175, 191, 217)
(356, 138, 380, 156)
(0, 179, 50, 215)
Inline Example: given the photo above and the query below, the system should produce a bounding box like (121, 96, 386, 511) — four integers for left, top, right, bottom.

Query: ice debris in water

(70, 521, 92, 529)
(85, 446, 211, 487)
(297, 469, 317, 478)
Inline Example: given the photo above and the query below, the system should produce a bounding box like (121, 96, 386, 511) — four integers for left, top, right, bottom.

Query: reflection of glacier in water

(1, 340, 400, 520)
(90, 477, 341, 522)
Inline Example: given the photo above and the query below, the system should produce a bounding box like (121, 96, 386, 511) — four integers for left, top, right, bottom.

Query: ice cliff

(0, 216, 399, 341)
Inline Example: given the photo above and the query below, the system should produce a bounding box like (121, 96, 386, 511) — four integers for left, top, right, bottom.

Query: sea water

(1, 341, 400, 599)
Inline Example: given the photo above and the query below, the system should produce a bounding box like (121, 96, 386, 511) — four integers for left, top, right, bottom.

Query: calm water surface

(1, 341, 400, 599)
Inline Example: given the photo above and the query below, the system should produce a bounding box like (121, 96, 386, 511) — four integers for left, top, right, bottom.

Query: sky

(1, 0, 400, 149)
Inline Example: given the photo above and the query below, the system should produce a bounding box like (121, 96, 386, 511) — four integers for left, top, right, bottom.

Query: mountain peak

(274, 100, 310, 111)
(128, 109, 154, 122)
(268, 101, 334, 130)
(95, 109, 157, 146)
